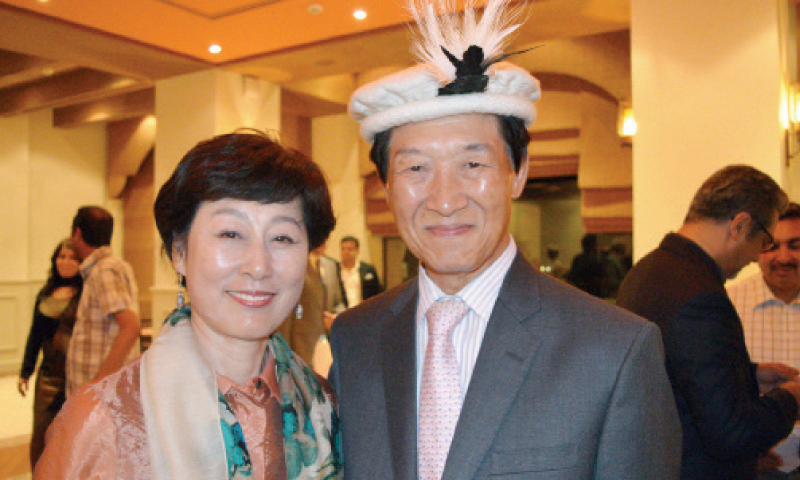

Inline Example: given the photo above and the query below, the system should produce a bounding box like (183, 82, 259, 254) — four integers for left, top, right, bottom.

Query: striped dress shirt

(416, 237, 517, 405)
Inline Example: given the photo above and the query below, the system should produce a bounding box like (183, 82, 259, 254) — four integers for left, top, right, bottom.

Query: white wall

(510, 202, 542, 266)
(540, 197, 585, 269)
(311, 114, 370, 262)
(0, 110, 108, 374)
(631, 0, 786, 260)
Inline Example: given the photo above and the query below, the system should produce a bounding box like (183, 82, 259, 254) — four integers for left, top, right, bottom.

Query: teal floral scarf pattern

(165, 308, 343, 480)
(219, 391, 253, 478)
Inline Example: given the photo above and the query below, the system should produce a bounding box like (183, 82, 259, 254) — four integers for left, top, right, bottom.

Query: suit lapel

(381, 279, 420, 480)
(443, 254, 545, 480)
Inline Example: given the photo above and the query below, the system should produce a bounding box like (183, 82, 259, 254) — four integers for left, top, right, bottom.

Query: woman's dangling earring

(176, 274, 186, 309)
(295, 303, 303, 319)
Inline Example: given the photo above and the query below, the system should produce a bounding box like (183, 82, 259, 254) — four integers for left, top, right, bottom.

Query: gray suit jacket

(276, 261, 325, 365)
(329, 253, 681, 480)
(318, 254, 346, 314)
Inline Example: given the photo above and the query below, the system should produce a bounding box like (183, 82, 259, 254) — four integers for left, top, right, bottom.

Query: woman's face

(172, 198, 308, 343)
(56, 246, 80, 279)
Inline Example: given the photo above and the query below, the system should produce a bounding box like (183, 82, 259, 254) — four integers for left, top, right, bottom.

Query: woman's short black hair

(369, 114, 530, 183)
(154, 130, 336, 260)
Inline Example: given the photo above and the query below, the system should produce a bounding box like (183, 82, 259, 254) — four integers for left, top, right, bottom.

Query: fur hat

(349, 0, 541, 143)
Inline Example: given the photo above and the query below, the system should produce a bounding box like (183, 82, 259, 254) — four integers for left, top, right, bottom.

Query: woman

(36, 131, 342, 480)
(17, 239, 82, 468)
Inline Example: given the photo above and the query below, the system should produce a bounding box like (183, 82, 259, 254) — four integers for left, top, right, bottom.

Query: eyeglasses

(753, 219, 776, 252)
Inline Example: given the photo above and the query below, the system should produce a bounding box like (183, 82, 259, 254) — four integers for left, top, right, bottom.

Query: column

(151, 69, 281, 335)
(630, 0, 791, 259)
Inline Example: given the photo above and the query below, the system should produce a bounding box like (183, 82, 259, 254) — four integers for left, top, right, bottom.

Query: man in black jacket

(617, 165, 800, 480)
(339, 236, 383, 307)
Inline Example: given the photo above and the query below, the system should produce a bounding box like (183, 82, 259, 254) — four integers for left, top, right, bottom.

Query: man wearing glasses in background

(729, 202, 800, 478)
(617, 165, 800, 480)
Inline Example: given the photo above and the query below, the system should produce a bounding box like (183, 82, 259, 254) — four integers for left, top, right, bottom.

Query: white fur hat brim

(349, 61, 541, 143)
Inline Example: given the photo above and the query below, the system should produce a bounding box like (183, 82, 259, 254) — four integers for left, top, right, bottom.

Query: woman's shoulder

(88, 358, 144, 411)
(62, 359, 146, 449)
(36, 359, 150, 478)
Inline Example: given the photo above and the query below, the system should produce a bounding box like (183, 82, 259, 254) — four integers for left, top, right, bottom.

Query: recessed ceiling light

(308, 3, 323, 15)
(209, 44, 222, 54)
(353, 9, 367, 20)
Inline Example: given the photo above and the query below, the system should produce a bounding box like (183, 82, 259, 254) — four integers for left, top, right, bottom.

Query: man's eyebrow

(464, 142, 491, 152)
(394, 147, 422, 157)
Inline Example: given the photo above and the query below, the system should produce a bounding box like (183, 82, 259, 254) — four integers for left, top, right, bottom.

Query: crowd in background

(12, 0, 800, 478)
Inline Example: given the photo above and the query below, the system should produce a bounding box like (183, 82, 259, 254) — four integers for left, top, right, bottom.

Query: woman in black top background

(17, 239, 82, 467)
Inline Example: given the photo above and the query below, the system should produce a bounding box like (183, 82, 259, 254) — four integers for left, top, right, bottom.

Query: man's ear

(511, 155, 529, 199)
(382, 180, 391, 207)
(729, 212, 752, 241)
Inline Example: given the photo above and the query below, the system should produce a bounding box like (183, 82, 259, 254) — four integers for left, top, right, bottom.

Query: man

(617, 167, 800, 480)
(277, 243, 346, 367)
(66, 206, 140, 396)
(566, 233, 608, 297)
(276, 256, 326, 366)
(728, 202, 800, 477)
(329, 1, 681, 479)
(339, 236, 383, 307)
(604, 241, 630, 297)
(539, 243, 567, 280)
(314, 242, 347, 320)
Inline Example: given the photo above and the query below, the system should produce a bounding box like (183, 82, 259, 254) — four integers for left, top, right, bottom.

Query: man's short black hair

(369, 114, 530, 183)
(684, 165, 788, 237)
(72, 206, 113, 247)
(341, 236, 360, 249)
(779, 202, 800, 221)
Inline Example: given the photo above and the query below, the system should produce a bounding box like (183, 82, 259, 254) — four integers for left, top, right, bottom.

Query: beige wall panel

(311, 114, 370, 261)
(0, 115, 30, 282)
(632, 0, 784, 260)
(28, 109, 108, 279)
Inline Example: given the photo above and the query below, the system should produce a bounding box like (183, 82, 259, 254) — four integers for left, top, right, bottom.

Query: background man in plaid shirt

(729, 202, 800, 478)
(65, 206, 140, 396)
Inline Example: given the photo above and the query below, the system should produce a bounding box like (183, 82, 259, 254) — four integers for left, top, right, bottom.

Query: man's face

(70, 227, 88, 260)
(384, 114, 527, 294)
(758, 217, 800, 300)
(340, 240, 359, 266)
(726, 212, 779, 280)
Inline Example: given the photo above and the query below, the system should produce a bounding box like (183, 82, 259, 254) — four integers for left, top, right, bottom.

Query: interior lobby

(1, 0, 799, 477)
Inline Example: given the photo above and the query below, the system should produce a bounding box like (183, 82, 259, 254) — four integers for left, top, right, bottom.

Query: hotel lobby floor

(0, 374, 33, 479)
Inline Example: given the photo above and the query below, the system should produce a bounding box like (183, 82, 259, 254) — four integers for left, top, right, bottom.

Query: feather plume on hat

(408, 0, 525, 86)
(349, 0, 541, 143)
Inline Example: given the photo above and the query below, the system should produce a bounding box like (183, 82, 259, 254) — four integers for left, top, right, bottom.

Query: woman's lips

(227, 291, 275, 308)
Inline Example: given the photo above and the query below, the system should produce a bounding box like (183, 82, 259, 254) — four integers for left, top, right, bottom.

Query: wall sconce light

(789, 82, 800, 128)
(785, 82, 800, 165)
(618, 100, 636, 144)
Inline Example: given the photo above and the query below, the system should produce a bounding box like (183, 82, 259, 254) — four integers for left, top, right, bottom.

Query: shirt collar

(79, 246, 112, 278)
(752, 274, 800, 307)
(342, 260, 360, 272)
(216, 349, 280, 403)
(417, 236, 518, 323)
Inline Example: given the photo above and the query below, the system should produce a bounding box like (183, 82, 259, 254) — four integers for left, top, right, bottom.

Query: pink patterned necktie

(419, 297, 470, 480)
